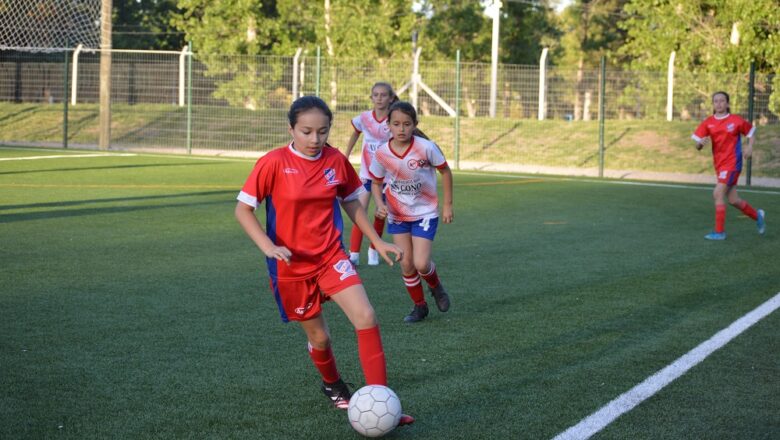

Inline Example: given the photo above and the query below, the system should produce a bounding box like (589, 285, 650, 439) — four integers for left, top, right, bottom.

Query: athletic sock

(307, 343, 340, 384)
(356, 326, 387, 386)
(349, 225, 363, 253)
(419, 261, 441, 289)
(736, 200, 758, 220)
(403, 273, 426, 305)
(368, 217, 386, 249)
(715, 204, 726, 233)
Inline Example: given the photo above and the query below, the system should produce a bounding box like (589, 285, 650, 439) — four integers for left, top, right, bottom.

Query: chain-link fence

(1, 49, 778, 180)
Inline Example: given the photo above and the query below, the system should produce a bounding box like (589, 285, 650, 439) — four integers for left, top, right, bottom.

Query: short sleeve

(741, 118, 755, 138)
(428, 142, 448, 169)
(692, 120, 709, 143)
(337, 155, 365, 202)
(237, 157, 275, 209)
(369, 153, 386, 180)
(351, 114, 363, 133)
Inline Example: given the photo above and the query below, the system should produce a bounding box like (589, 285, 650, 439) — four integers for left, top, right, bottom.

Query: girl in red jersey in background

(369, 101, 453, 323)
(692, 91, 766, 240)
(344, 82, 397, 266)
(235, 96, 413, 426)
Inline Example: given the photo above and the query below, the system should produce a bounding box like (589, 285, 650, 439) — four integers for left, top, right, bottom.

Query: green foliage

(113, 0, 184, 50)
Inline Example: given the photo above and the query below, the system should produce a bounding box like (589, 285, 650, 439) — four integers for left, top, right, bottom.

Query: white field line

(552, 291, 780, 440)
(0, 153, 136, 161)
(456, 171, 780, 195)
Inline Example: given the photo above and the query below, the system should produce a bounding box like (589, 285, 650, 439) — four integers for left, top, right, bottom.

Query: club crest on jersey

(323, 168, 340, 185)
(333, 259, 357, 280)
(407, 158, 429, 170)
(727, 123, 735, 132)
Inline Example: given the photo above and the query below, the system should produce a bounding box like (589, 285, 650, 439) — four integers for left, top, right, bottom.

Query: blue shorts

(387, 217, 438, 240)
(362, 179, 386, 201)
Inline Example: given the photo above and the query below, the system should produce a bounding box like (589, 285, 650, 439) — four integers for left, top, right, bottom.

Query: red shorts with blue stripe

(716, 170, 740, 186)
(269, 250, 362, 322)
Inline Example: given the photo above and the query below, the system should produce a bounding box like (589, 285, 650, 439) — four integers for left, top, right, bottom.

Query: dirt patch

(627, 130, 680, 154)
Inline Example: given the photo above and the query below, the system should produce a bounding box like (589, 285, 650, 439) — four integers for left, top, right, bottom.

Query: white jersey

(351, 110, 391, 180)
(369, 135, 448, 222)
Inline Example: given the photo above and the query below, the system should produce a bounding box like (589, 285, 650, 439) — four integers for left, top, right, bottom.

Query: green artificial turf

(1, 146, 778, 439)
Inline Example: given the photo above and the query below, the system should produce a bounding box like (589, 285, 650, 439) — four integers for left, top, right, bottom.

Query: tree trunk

(324, 0, 337, 109)
(574, 57, 584, 120)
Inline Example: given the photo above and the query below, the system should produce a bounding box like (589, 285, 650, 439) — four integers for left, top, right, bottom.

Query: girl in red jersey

(344, 82, 397, 266)
(235, 96, 413, 426)
(692, 91, 766, 240)
(369, 102, 453, 323)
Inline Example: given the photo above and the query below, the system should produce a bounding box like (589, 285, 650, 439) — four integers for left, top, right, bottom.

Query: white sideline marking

(552, 291, 780, 440)
(456, 171, 780, 195)
(0, 153, 136, 161)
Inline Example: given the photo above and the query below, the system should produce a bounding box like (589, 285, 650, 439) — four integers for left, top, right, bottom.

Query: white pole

(70, 44, 83, 105)
(292, 48, 302, 103)
(666, 50, 676, 122)
(412, 47, 421, 110)
(489, 0, 502, 118)
(538, 47, 548, 121)
(178, 45, 188, 107)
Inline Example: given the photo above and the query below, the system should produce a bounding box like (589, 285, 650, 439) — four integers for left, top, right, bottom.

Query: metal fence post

(747, 61, 755, 186)
(316, 46, 321, 97)
(598, 56, 606, 178)
(455, 49, 461, 170)
(186, 41, 193, 155)
(63, 48, 69, 149)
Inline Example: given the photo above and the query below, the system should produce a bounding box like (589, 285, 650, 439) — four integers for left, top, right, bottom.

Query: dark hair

(288, 96, 333, 127)
(388, 101, 430, 140)
(712, 91, 731, 114)
(372, 82, 398, 105)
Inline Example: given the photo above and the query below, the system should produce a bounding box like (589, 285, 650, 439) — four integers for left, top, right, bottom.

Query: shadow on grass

(0, 161, 220, 176)
(0, 195, 235, 223)
(0, 190, 234, 212)
(578, 128, 631, 167)
(0, 106, 40, 125)
(467, 122, 522, 159)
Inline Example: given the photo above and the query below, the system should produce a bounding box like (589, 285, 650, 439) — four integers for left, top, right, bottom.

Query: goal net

(0, 0, 102, 51)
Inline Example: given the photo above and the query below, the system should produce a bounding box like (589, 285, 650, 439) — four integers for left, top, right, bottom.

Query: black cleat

(429, 283, 450, 312)
(404, 303, 429, 323)
(321, 379, 352, 410)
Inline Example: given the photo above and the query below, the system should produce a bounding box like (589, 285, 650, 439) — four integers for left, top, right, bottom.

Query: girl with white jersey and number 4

(344, 82, 397, 267)
(369, 101, 454, 323)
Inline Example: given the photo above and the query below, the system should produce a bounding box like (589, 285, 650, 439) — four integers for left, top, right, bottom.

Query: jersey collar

(288, 142, 323, 161)
(388, 136, 415, 159)
(372, 110, 388, 123)
(714, 113, 731, 120)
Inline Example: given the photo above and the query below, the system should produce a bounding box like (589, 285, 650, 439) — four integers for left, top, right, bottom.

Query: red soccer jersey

(237, 143, 364, 280)
(692, 114, 754, 172)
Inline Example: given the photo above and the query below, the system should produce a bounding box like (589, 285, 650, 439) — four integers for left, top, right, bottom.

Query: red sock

(308, 343, 340, 384)
(349, 225, 363, 253)
(715, 204, 726, 233)
(356, 326, 387, 386)
(419, 261, 441, 289)
(736, 200, 758, 220)
(368, 217, 385, 249)
(403, 273, 426, 305)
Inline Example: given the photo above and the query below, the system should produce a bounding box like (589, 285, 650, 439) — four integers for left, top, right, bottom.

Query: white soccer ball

(347, 385, 402, 438)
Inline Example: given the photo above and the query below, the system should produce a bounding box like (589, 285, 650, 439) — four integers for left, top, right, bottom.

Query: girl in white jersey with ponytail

(344, 82, 397, 266)
(369, 101, 454, 323)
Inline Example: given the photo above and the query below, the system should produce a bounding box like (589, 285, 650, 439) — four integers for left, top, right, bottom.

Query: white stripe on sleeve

(691, 134, 703, 143)
(237, 191, 259, 208)
(747, 126, 756, 138)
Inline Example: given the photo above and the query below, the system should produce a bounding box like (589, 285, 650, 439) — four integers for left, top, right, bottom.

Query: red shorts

(716, 170, 740, 186)
(269, 250, 362, 322)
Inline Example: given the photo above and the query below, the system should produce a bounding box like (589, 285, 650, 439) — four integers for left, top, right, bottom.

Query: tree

(114, 0, 183, 50)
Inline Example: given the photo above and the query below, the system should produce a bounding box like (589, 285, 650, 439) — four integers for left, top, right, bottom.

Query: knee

(307, 329, 331, 350)
(414, 261, 431, 274)
(353, 305, 378, 329)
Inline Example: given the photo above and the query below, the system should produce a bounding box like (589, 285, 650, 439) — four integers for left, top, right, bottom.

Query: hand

(374, 204, 388, 220)
(696, 143, 704, 151)
(262, 245, 292, 265)
(373, 241, 402, 266)
(441, 204, 454, 224)
(743, 146, 753, 160)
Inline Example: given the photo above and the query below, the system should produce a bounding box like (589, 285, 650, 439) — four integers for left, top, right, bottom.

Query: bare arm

(344, 130, 361, 158)
(371, 180, 388, 220)
(438, 165, 454, 223)
(341, 197, 401, 265)
(235, 202, 291, 264)
(744, 134, 755, 159)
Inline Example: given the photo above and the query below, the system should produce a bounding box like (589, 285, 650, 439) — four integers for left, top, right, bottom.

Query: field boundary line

(0, 183, 235, 190)
(456, 171, 780, 195)
(0, 153, 136, 161)
(552, 291, 780, 440)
